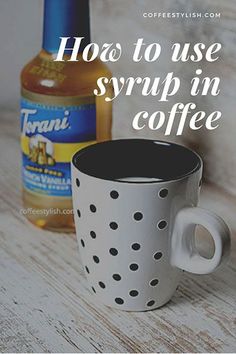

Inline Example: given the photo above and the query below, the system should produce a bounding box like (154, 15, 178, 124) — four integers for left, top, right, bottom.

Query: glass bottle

(20, 0, 112, 232)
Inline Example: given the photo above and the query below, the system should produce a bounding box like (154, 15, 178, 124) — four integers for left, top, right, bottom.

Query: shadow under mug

(71, 139, 231, 311)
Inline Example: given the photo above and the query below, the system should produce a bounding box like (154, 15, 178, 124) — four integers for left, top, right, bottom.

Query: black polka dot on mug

(129, 263, 139, 271)
(150, 279, 159, 287)
(109, 222, 118, 230)
(81, 239, 85, 248)
(159, 188, 168, 198)
(157, 220, 167, 230)
(133, 212, 143, 221)
(131, 243, 141, 251)
(110, 190, 119, 199)
(115, 297, 124, 305)
(109, 248, 118, 256)
(90, 204, 97, 213)
(98, 281, 106, 289)
(90, 231, 96, 239)
(153, 252, 163, 260)
(129, 290, 139, 297)
(113, 274, 121, 281)
(93, 255, 100, 264)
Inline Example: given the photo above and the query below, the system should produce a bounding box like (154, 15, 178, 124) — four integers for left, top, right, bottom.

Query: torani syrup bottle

(20, 0, 112, 232)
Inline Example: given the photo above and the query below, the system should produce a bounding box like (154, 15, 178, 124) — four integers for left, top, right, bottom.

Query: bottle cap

(43, 0, 91, 54)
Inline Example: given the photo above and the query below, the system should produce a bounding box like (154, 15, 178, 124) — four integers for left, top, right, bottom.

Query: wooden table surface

(0, 112, 236, 353)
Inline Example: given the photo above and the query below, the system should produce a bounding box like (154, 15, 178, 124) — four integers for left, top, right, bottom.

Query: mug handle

(170, 207, 231, 274)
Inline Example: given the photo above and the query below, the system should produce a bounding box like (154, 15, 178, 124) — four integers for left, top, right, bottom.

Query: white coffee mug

(71, 139, 231, 311)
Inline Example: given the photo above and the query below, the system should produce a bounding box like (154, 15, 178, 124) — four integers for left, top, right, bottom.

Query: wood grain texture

(0, 113, 236, 353)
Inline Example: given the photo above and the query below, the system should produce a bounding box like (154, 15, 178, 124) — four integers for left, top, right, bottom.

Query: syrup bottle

(20, 0, 112, 232)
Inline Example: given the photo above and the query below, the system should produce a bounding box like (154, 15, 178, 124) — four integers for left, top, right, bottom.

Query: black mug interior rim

(72, 139, 202, 183)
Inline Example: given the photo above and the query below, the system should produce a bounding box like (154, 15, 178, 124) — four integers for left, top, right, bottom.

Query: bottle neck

(42, 0, 91, 54)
